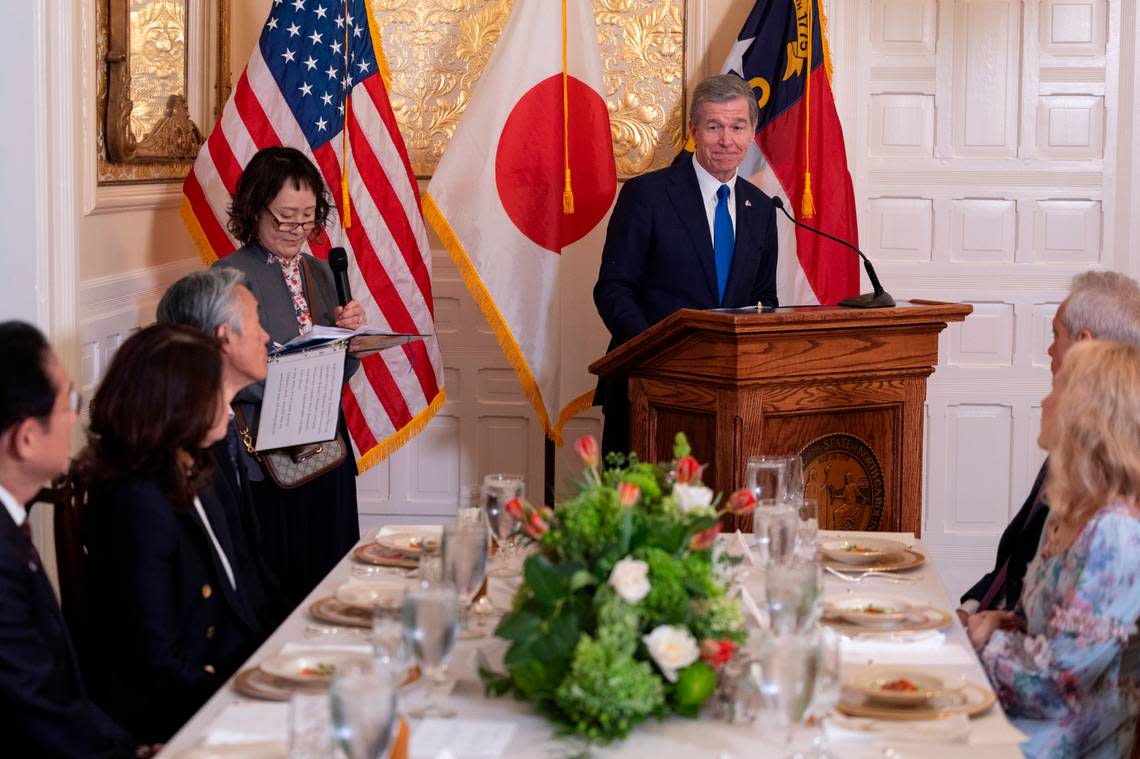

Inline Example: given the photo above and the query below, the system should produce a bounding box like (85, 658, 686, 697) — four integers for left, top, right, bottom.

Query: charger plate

(838, 681, 996, 720)
(234, 664, 419, 701)
(353, 542, 418, 569)
(822, 548, 925, 573)
(309, 596, 375, 628)
(821, 605, 953, 635)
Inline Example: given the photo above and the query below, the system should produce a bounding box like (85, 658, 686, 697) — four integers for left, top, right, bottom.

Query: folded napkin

(204, 702, 288, 746)
(824, 712, 970, 744)
(409, 718, 516, 759)
(839, 631, 976, 666)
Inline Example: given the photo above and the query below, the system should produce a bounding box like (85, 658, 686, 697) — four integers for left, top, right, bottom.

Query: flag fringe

(180, 197, 221, 265)
(553, 390, 595, 441)
(818, 0, 835, 84)
(362, 0, 394, 93)
(355, 386, 447, 472)
(422, 192, 563, 446)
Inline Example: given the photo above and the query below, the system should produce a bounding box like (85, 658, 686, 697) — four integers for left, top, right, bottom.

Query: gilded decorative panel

(370, 0, 685, 179)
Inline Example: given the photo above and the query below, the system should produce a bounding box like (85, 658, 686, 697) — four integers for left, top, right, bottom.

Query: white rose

(608, 556, 651, 604)
(673, 483, 714, 513)
(643, 625, 700, 683)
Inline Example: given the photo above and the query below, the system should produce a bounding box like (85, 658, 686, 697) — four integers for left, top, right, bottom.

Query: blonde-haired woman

(970, 340, 1140, 758)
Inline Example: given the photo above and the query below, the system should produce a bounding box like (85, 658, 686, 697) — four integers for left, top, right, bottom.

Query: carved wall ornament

(369, 0, 685, 179)
(99, 0, 230, 182)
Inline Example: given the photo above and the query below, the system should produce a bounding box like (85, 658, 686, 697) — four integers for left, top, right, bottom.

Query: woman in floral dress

(970, 340, 1140, 758)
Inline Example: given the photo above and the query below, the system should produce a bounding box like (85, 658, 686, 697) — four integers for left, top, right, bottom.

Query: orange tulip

(700, 638, 736, 668)
(688, 524, 720, 552)
(574, 435, 600, 468)
(724, 489, 757, 516)
(674, 455, 701, 484)
(617, 481, 641, 508)
(505, 497, 527, 522)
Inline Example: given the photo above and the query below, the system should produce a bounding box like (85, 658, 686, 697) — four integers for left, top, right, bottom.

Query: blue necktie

(713, 184, 735, 304)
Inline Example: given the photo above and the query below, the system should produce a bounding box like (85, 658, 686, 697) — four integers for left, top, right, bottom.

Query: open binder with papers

(258, 328, 429, 450)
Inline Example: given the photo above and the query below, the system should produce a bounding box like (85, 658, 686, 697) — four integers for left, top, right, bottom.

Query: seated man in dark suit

(156, 268, 289, 634)
(959, 271, 1140, 624)
(0, 321, 135, 758)
(594, 74, 779, 455)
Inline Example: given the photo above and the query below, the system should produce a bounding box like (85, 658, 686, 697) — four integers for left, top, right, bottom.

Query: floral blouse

(981, 502, 1140, 759)
(265, 250, 312, 335)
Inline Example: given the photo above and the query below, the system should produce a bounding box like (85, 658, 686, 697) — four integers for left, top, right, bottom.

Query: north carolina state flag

(423, 0, 615, 444)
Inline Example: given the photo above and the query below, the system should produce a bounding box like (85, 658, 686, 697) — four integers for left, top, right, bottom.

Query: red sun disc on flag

(495, 74, 616, 253)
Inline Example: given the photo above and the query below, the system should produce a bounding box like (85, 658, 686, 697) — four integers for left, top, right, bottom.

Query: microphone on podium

(770, 196, 895, 309)
(328, 247, 352, 307)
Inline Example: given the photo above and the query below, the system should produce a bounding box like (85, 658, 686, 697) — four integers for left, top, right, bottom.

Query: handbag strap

(297, 254, 322, 324)
(230, 405, 260, 459)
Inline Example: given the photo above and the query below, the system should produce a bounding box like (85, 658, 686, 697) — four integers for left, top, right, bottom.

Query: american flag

(181, 0, 445, 469)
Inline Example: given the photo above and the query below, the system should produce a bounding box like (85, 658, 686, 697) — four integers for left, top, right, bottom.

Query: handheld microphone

(328, 247, 352, 307)
(770, 196, 895, 309)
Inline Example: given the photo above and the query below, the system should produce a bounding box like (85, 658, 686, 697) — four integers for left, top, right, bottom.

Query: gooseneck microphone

(328, 247, 352, 307)
(770, 196, 895, 309)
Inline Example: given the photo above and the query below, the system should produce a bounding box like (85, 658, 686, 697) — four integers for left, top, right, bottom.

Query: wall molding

(89, 181, 184, 216)
(80, 257, 202, 323)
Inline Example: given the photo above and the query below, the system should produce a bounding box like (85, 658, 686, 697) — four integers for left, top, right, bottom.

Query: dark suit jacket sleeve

(0, 531, 133, 757)
(92, 483, 219, 702)
(748, 200, 779, 309)
(594, 179, 653, 345)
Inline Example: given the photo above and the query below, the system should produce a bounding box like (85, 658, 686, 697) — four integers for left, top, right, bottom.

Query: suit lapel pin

(745, 200, 752, 207)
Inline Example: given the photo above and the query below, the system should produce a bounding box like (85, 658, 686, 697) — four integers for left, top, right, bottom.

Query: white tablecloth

(160, 530, 1026, 758)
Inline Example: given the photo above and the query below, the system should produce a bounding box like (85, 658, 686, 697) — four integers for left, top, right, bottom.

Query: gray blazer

(213, 244, 358, 480)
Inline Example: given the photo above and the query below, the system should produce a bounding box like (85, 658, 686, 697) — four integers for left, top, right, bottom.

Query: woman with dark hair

(81, 324, 261, 743)
(213, 145, 363, 604)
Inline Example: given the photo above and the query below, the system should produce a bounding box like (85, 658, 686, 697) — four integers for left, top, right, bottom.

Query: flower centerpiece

(480, 434, 756, 742)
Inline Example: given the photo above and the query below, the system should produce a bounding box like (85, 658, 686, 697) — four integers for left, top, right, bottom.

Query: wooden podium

(589, 301, 971, 535)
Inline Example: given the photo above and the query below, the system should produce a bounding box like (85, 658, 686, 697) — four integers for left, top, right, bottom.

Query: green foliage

(673, 432, 691, 459)
(479, 437, 746, 744)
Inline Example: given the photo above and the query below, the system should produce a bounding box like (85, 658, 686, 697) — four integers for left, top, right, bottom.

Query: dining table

(160, 529, 1027, 759)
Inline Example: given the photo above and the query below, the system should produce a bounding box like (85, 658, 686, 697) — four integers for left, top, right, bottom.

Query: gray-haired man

(157, 269, 286, 632)
(959, 270, 1140, 628)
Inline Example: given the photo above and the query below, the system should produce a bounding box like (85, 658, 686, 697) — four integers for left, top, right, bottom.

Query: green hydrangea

(553, 634, 665, 742)
(690, 595, 747, 643)
(594, 585, 640, 656)
(551, 487, 622, 564)
(636, 547, 691, 627)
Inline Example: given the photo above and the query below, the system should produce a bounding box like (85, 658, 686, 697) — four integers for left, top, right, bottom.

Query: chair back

(29, 466, 91, 654)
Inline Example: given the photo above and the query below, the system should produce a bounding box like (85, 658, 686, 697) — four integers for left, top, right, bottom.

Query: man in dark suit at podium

(594, 74, 779, 455)
(0, 322, 134, 757)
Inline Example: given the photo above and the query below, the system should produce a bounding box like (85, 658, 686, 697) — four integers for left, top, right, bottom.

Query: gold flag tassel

(800, 0, 816, 219)
(340, 0, 353, 228)
(561, 0, 574, 214)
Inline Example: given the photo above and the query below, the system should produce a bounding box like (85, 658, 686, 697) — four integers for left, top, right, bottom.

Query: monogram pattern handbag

(232, 405, 348, 489)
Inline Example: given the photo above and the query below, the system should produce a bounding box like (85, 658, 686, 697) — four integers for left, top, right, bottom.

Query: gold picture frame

(98, 0, 231, 183)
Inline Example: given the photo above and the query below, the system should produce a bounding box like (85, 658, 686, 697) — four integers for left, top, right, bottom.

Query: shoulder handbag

(231, 254, 349, 489)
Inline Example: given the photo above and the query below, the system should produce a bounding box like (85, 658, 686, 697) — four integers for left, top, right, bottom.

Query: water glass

(754, 499, 800, 565)
(746, 456, 789, 502)
(796, 498, 819, 560)
(785, 455, 805, 501)
(329, 665, 399, 759)
(765, 559, 821, 635)
(750, 630, 821, 756)
(807, 626, 842, 759)
(456, 486, 483, 528)
(482, 473, 524, 575)
(442, 521, 490, 638)
(371, 614, 410, 684)
(402, 584, 460, 718)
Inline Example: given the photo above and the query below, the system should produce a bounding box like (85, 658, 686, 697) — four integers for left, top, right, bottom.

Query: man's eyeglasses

(266, 208, 318, 233)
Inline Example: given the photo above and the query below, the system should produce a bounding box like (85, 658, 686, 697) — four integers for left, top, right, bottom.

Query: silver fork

(824, 566, 916, 584)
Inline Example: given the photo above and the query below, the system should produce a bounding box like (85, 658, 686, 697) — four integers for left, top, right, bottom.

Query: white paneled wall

(837, 0, 1133, 599)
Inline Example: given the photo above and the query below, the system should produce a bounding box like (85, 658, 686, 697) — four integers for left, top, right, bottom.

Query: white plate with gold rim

(829, 594, 912, 625)
(821, 537, 909, 565)
(334, 578, 408, 611)
(374, 524, 441, 555)
(259, 651, 370, 684)
(852, 667, 946, 707)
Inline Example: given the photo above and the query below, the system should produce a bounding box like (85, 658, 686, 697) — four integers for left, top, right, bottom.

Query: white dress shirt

(192, 495, 237, 591)
(692, 158, 738, 245)
(0, 482, 26, 528)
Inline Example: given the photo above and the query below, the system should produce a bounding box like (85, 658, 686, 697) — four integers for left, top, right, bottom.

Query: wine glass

(796, 498, 819, 560)
(755, 498, 800, 566)
(785, 454, 805, 501)
(482, 473, 524, 576)
(329, 664, 398, 759)
(752, 630, 821, 757)
(807, 626, 842, 759)
(441, 521, 490, 639)
(765, 559, 821, 635)
(401, 583, 460, 718)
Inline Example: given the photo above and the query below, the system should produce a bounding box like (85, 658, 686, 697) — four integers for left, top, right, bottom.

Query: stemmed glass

(441, 521, 490, 639)
(796, 498, 819, 560)
(482, 473, 524, 576)
(329, 664, 399, 759)
(807, 626, 842, 759)
(765, 559, 822, 635)
(401, 582, 460, 718)
(752, 630, 821, 758)
(785, 454, 805, 501)
(748, 457, 789, 562)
